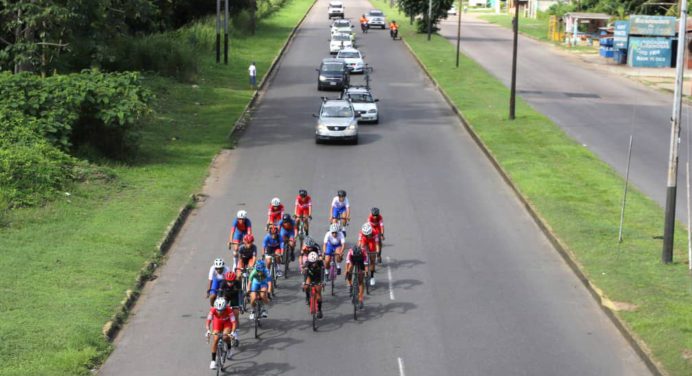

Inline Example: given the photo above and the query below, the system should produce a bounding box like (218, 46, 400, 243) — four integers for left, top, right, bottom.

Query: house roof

(564, 12, 611, 20)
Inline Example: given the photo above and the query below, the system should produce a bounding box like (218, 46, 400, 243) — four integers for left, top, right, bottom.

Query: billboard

(627, 37, 672, 67)
(613, 21, 629, 49)
(629, 15, 676, 36)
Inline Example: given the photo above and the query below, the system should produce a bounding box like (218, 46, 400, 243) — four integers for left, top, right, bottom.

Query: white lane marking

(387, 256, 395, 300)
(398, 357, 406, 376)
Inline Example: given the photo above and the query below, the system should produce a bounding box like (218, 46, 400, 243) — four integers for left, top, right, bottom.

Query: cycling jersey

(209, 265, 230, 294)
(301, 245, 321, 255)
(359, 233, 377, 253)
(331, 196, 350, 210)
(323, 231, 345, 256)
(346, 248, 369, 267)
(267, 204, 285, 224)
(278, 217, 295, 232)
(238, 243, 257, 260)
(304, 260, 324, 282)
(217, 280, 243, 307)
(368, 214, 384, 235)
(248, 267, 271, 292)
(295, 195, 312, 217)
(230, 218, 252, 242)
(206, 306, 236, 332)
(263, 233, 281, 254)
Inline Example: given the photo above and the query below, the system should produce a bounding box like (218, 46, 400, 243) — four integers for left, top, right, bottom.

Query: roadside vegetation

(0, 0, 315, 374)
(373, 0, 692, 374)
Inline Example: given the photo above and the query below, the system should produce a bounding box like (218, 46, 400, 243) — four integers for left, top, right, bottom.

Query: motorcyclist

(389, 20, 398, 39)
(360, 14, 369, 33)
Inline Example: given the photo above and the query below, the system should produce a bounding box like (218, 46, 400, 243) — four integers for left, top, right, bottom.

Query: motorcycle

(390, 28, 398, 40)
(361, 22, 369, 33)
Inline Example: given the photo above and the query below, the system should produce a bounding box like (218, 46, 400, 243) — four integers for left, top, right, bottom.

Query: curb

(400, 36, 667, 376)
(102, 0, 319, 342)
(228, 0, 319, 139)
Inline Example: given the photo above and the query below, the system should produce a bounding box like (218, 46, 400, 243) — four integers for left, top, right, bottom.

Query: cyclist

(323, 223, 346, 276)
(303, 251, 325, 318)
(330, 190, 350, 229)
(294, 189, 312, 235)
(205, 297, 237, 370)
(236, 234, 257, 275)
(278, 213, 297, 262)
(359, 14, 369, 32)
(345, 245, 368, 309)
(228, 210, 253, 265)
(299, 236, 321, 272)
(247, 260, 271, 320)
(266, 197, 284, 231)
(263, 224, 283, 278)
(358, 223, 378, 286)
(217, 271, 243, 342)
(389, 20, 399, 39)
(207, 258, 230, 306)
(368, 207, 385, 264)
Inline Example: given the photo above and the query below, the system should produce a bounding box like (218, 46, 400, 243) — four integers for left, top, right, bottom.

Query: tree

(397, 0, 456, 33)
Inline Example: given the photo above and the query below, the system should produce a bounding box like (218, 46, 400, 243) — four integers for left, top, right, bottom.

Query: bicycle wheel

(270, 261, 277, 291)
(310, 289, 318, 331)
(254, 304, 260, 339)
(365, 269, 371, 295)
(284, 245, 290, 279)
(216, 340, 225, 376)
(352, 267, 359, 320)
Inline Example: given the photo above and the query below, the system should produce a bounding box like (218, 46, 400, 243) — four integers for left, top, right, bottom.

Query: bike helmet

(329, 223, 340, 233)
(237, 210, 247, 219)
(214, 297, 227, 311)
(304, 236, 316, 248)
(213, 258, 225, 268)
(307, 251, 319, 263)
(269, 224, 278, 233)
(271, 197, 281, 206)
(282, 213, 291, 222)
(337, 190, 346, 197)
(243, 234, 254, 243)
(371, 207, 380, 216)
(352, 245, 363, 256)
(361, 223, 373, 236)
(255, 260, 266, 270)
(299, 189, 308, 197)
(225, 271, 237, 281)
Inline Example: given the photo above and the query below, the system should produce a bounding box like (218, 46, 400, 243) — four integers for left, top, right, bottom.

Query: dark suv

(316, 58, 350, 91)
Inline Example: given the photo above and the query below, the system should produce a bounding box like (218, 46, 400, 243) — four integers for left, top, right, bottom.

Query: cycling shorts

(232, 230, 248, 243)
(210, 278, 224, 295)
(265, 246, 280, 256)
(296, 207, 310, 217)
(325, 242, 342, 256)
(331, 206, 346, 219)
(251, 280, 269, 292)
(212, 317, 234, 332)
(280, 229, 295, 241)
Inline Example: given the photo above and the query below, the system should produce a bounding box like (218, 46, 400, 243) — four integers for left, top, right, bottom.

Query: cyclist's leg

(222, 326, 232, 346)
(345, 263, 353, 286)
(315, 284, 323, 312)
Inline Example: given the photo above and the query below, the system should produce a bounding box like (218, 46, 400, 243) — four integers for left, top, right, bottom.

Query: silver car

(314, 99, 359, 144)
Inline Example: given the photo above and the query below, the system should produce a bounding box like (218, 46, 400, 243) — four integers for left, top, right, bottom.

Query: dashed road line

(387, 256, 395, 300)
(398, 357, 406, 376)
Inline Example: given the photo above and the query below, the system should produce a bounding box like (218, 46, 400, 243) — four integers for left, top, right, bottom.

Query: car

(331, 19, 354, 38)
(344, 86, 379, 124)
(328, 1, 344, 19)
(316, 58, 350, 90)
(366, 9, 386, 29)
(314, 99, 359, 144)
(447, 5, 457, 16)
(336, 48, 365, 73)
(330, 32, 353, 54)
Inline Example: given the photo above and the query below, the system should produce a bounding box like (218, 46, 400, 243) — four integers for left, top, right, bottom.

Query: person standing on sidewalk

(248, 61, 257, 89)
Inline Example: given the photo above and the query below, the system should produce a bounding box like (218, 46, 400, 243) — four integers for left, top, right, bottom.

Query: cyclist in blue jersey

(330, 190, 350, 228)
(323, 223, 346, 276)
(263, 224, 283, 277)
(278, 213, 297, 262)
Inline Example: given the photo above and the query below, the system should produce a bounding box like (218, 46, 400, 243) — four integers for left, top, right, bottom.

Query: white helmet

(214, 297, 227, 311)
(213, 258, 225, 268)
(329, 223, 340, 233)
(271, 197, 281, 206)
(237, 210, 247, 219)
(361, 223, 373, 236)
(307, 251, 319, 263)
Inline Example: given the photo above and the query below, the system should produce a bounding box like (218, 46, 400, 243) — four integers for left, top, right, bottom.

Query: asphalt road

(99, 1, 651, 375)
(439, 14, 692, 223)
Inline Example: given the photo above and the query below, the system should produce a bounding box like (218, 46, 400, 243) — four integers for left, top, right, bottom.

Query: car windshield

(321, 63, 344, 73)
(322, 105, 353, 118)
(338, 51, 360, 59)
(369, 11, 383, 16)
(333, 34, 350, 41)
(349, 93, 373, 103)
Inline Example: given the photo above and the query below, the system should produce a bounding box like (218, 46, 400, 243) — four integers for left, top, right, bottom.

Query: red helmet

(243, 234, 254, 243)
(224, 271, 236, 281)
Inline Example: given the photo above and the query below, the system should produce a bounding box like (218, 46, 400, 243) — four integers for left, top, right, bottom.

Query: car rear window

(338, 51, 359, 59)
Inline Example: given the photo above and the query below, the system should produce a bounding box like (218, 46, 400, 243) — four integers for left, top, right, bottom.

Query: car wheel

(352, 136, 359, 145)
(315, 137, 322, 144)
(373, 117, 379, 125)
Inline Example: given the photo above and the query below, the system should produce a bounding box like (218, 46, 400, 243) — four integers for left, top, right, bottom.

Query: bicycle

(307, 282, 321, 331)
(326, 256, 338, 296)
(282, 235, 292, 279)
(351, 263, 364, 320)
(208, 332, 233, 375)
(295, 215, 310, 249)
(253, 298, 263, 339)
(266, 253, 278, 294)
(240, 267, 251, 313)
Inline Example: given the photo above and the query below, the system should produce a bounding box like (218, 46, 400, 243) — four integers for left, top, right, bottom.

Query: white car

(331, 19, 354, 38)
(366, 9, 386, 29)
(328, 1, 344, 19)
(447, 5, 457, 16)
(336, 48, 365, 73)
(315, 99, 359, 144)
(344, 86, 379, 123)
(330, 32, 353, 54)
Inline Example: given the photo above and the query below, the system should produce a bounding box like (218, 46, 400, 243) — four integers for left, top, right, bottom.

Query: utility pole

(662, 0, 688, 263)
(509, 0, 519, 119)
(215, 0, 221, 63)
(427, 0, 433, 41)
(456, 0, 462, 67)
(224, 0, 229, 64)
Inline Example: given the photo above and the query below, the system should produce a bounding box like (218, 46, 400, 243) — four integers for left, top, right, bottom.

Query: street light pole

(427, 0, 433, 41)
(224, 0, 229, 64)
(509, 0, 519, 119)
(662, 0, 688, 263)
(215, 0, 221, 63)
(455, 0, 462, 67)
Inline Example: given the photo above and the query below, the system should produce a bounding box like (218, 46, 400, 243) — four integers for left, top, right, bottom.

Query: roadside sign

(613, 21, 629, 49)
(627, 37, 672, 67)
(629, 15, 676, 36)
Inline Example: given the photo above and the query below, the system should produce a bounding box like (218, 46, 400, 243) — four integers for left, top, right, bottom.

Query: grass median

(373, 1, 692, 374)
(0, 0, 314, 375)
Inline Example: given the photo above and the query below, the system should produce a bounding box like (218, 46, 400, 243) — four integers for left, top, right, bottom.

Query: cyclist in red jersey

(368, 207, 385, 264)
(267, 197, 284, 231)
(358, 223, 378, 286)
(294, 189, 312, 235)
(205, 298, 237, 370)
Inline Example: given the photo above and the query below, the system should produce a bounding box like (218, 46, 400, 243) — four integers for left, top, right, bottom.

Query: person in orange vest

(359, 14, 369, 33)
(389, 20, 398, 39)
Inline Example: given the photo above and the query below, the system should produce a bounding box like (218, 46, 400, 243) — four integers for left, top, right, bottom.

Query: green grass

(374, 0, 692, 374)
(479, 13, 551, 42)
(0, 0, 314, 374)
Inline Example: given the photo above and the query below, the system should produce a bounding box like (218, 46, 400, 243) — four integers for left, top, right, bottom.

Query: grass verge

(375, 1, 692, 375)
(0, 0, 314, 374)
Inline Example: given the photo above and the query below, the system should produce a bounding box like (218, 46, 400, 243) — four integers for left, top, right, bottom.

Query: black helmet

(337, 190, 346, 197)
(299, 189, 307, 197)
(282, 213, 291, 221)
(371, 207, 380, 216)
(352, 245, 362, 256)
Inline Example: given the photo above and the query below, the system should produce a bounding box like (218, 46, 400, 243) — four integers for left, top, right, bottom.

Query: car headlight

(319, 75, 327, 81)
(368, 109, 377, 113)
(348, 122, 357, 130)
(317, 123, 328, 131)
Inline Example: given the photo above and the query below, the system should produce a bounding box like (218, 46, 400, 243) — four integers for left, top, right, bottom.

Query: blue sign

(613, 21, 629, 49)
(627, 37, 672, 68)
(629, 15, 676, 36)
